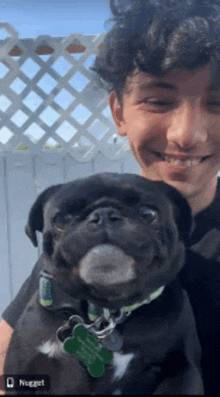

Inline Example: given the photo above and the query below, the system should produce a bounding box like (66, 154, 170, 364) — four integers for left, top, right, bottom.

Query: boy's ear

(109, 90, 127, 136)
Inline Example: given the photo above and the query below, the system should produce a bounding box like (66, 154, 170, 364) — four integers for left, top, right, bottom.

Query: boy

(1, 0, 220, 394)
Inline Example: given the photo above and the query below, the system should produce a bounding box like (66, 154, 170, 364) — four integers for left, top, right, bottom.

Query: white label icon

(6, 377, 14, 388)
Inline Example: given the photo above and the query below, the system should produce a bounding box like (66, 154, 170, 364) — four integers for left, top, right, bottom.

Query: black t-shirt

(178, 180, 220, 395)
(3, 179, 220, 395)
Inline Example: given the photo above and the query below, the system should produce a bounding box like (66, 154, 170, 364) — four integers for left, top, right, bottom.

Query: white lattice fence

(0, 23, 130, 160)
(0, 24, 140, 318)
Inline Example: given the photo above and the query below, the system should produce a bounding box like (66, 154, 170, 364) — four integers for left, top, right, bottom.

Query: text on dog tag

(63, 324, 113, 377)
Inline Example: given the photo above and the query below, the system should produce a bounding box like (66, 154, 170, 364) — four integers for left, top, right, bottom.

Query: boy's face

(109, 67, 220, 207)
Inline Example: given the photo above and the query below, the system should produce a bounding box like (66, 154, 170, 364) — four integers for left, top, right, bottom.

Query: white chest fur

(112, 351, 135, 381)
(38, 339, 135, 395)
(38, 339, 65, 359)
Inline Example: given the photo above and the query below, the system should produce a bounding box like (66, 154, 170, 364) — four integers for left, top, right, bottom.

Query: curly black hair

(92, 0, 220, 103)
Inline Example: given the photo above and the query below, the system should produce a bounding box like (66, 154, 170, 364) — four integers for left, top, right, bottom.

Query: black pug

(4, 173, 203, 395)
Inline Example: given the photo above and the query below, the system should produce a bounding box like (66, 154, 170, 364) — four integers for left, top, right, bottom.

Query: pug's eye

(53, 213, 74, 230)
(139, 206, 159, 224)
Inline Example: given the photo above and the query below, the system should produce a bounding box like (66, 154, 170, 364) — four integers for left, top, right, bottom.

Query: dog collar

(39, 270, 81, 313)
(87, 286, 165, 321)
(39, 270, 165, 321)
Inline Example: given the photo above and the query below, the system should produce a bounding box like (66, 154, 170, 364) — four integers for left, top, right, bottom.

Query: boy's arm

(0, 319, 13, 395)
(0, 256, 44, 394)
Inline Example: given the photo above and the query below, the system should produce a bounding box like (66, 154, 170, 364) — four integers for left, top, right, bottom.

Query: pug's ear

(172, 196, 195, 243)
(25, 184, 62, 247)
(154, 181, 194, 243)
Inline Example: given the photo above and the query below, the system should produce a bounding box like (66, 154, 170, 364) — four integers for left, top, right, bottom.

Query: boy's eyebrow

(137, 81, 220, 92)
(138, 81, 178, 91)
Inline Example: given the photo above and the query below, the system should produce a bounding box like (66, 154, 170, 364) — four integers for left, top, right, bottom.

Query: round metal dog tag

(101, 329, 123, 351)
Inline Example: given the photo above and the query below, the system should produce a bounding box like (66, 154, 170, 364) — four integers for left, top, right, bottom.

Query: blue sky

(1, 0, 111, 38)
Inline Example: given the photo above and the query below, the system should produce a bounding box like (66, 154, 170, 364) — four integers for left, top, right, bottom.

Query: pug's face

(25, 173, 192, 309)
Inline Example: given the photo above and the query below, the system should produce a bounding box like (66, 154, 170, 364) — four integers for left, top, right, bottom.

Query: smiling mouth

(152, 151, 212, 167)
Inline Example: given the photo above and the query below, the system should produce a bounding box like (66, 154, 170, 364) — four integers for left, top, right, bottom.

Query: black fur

(5, 173, 203, 395)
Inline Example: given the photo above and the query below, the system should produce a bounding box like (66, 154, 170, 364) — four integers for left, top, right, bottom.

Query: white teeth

(190, 159, 201, 166)
(164, 156, 202, 166)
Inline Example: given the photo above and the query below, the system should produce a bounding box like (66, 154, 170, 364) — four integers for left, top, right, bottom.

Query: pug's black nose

(87, 207, 123, 226)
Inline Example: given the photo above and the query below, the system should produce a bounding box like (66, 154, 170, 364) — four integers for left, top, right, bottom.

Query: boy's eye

(206, 101, 220, 113)
(139, 99, 175, 111)
(146, 100, 174, 106)
(207, 101, 220, 106)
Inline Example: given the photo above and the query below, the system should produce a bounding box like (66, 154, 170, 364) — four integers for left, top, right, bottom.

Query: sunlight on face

(110, 67, 220, 213)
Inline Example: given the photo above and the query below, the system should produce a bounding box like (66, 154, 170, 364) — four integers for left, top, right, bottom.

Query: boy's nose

(166, 101, 208, 149)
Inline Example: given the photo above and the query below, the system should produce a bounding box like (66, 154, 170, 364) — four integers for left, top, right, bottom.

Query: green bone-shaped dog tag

(63, 324, 113, 377)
